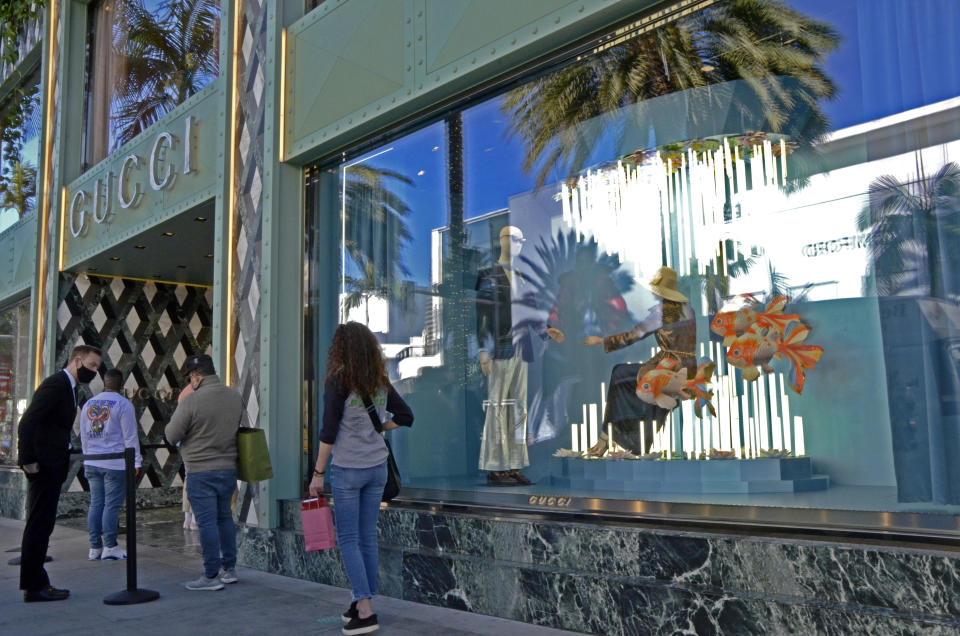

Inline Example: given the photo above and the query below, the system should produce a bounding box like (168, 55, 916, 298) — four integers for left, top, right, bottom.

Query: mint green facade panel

(424, 0, 573, 72)
(61, 83, 222, 270)
(0, 214, 37, 301)
(289, 0, 406, 141)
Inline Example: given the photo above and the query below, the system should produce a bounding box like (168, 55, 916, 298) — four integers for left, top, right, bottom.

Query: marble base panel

(240, 502, 960, 634)
(0, 467, 26, 520)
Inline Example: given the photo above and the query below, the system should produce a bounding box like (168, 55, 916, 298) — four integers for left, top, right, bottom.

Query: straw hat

(648, 266, 688, 303)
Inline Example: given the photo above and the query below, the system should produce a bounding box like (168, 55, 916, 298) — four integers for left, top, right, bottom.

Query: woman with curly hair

(309, 322, 413, 635)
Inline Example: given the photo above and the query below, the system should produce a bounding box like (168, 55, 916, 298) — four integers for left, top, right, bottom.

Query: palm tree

(111, 0, 220, 148)
(0, 159, 36, 216)
(503, 0, 839, 187)
(857, 160, 960, 298)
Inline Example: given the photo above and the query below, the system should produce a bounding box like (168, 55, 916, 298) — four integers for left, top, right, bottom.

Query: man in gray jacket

(165, 355, 248, 591)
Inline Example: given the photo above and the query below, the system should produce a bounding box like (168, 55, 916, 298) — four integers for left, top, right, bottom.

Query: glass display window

(0, 299, 31, 465)
(305, 0, 960, 527)
(81, 0, 221, 168)
(0, 67, 41, 233)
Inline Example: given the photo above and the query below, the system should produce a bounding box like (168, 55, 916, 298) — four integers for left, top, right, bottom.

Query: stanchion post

(102, 447, 159, 605)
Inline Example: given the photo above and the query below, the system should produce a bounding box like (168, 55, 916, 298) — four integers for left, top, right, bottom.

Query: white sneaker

(219, 567, 238, 584)
(101, 545, 127, 560)
(185, 575, 224, 591)
(88, 547, 103, 561)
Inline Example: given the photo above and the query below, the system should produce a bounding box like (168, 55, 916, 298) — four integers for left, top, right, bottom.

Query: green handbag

(237, 427, 274, 482)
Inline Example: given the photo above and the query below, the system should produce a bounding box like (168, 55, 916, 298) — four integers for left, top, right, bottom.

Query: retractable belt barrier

(69, 443, 169, 605)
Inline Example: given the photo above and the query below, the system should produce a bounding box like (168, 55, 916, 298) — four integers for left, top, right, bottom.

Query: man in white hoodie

(78, 369, 141, 561)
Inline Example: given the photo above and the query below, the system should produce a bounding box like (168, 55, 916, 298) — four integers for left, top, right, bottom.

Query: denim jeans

(329, 462, 387, 601)
(186, 469, 237, 578)
(86, 466, 126, 549)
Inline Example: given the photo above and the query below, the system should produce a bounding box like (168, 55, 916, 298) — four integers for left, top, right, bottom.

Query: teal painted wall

(0, 214, 37, 302)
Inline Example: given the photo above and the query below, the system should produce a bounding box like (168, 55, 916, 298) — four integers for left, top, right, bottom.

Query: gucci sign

(528, 495, 574, 508)
(69, 116, 197, 238)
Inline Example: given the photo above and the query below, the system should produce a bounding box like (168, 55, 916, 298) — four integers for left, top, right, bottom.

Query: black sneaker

(342, 613, 378, 635)
(342, 601, 358, 624)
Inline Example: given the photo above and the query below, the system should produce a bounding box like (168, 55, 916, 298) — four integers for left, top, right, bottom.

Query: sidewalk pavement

(1, 517, 582, 635)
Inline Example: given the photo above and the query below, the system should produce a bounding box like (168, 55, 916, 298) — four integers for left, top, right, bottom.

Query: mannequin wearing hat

(584, 266, 696, 455)
(476, 226, 563, 486)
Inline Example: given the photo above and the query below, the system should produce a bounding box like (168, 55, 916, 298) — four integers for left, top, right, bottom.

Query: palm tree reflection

(503, 0, 839, 186)
(111, 0, 220, 148)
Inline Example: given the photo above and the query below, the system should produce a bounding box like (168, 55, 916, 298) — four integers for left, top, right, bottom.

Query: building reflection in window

(0, 68, 41, 233)
(0, 300, 31, 465)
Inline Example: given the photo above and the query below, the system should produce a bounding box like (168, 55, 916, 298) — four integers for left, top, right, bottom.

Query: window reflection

(0, 68, 41, 233)
(0, 300, 31, 465)
(83, 0, 220, 167)
(306, 0, 960, 516)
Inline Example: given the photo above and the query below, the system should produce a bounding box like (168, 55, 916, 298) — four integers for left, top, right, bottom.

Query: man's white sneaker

(88, 548, 103, 561)
(185, 575, 224, 591)
(101, 545, 127, 560)
(219, 567, 238, 584)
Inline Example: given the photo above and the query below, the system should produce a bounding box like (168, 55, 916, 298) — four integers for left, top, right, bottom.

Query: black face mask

(77, 365, 97, 384)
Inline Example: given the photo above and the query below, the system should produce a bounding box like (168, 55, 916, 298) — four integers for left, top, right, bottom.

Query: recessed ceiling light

(205, 254, 213, 258)
(194, 216, 207, 222)
(134, 244, 146, 249)
(417, 170, 425, 176)
(110, 256, 120, 261)
(163, 232, 174, 237)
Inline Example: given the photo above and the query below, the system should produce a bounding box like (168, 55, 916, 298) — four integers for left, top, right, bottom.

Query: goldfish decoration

(725, 322, 823, 394)
(635, 358, 717, 417)
(710, 295, 801, 346)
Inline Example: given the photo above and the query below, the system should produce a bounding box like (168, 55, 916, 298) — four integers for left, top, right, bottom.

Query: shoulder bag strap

(361, 393, 384, 434)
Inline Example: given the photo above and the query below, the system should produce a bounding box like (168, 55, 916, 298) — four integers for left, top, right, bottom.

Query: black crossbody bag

(361, 394, 402, 502)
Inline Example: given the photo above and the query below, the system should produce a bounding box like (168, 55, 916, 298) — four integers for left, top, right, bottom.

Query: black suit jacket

(17, 371, 77, 468)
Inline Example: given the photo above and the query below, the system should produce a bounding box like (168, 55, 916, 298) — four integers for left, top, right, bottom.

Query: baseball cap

(183, 354, 215, 375)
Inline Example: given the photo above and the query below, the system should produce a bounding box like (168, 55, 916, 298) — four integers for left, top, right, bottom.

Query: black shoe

(486, 471, 518, 486)
(342, 601, 358, 624)
(342, 613, 378, 635)
(24, 586, 69, 602)
(509, 470, 532, 485)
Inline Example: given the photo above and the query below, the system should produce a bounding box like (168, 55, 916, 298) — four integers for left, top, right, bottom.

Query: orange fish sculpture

(710, 295, 801, 346)
(725, 322, 823, 394)
(635, 358, 717, 417)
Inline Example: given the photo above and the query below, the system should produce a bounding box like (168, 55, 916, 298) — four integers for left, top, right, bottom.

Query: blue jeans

(86, 466, 126, 549)
(186, 469, 237, 578)
(329, 462, 387, 601)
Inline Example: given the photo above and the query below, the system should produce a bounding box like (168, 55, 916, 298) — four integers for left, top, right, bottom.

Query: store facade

(1, 0, 959, 633)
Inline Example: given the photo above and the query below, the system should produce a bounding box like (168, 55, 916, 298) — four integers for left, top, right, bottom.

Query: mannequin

(476, 226, 563, 486)
(585, 266, 696, 455)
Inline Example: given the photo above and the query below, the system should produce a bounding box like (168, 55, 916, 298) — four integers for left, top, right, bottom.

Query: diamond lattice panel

(57, 273, 213, 491)
(232, 0, 267, 525)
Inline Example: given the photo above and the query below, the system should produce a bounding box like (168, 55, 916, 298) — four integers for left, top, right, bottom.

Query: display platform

(549, 456, 829, 494)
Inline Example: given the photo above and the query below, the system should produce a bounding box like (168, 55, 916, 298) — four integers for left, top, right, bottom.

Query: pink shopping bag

(302, 497, 337, 551)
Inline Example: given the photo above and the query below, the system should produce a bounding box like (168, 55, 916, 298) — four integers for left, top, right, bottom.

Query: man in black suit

(18, 344, 101, 602)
